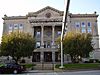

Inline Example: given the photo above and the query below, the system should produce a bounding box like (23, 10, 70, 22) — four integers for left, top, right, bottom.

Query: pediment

(27, 6, 63, 18)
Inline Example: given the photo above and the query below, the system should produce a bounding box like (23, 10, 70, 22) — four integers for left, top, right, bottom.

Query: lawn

(55, 63, 100, 69)
(21, 63, 35, 68)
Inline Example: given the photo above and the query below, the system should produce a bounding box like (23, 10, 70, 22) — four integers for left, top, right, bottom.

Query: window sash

(14, 24, 18, 29)
(81, 22, 86, 27)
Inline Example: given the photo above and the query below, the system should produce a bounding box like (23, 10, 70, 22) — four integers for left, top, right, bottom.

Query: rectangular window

(14, 24, 18, 29)
(36, 31, 41, 37)
(36, 42, 40, 48)
(57, 31, 61, 36)
(75, 22, 80, 28)
(9, 24, 13, 30)
(87, 22, 91, 27)
(81, 28, 86, 33)
(81, 22, 86, 27)
(87, 28, 92, 33)
(19, 24, 23, 29)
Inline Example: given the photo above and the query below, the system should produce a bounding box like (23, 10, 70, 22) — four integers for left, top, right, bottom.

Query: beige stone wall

(3, 19, 32, 35)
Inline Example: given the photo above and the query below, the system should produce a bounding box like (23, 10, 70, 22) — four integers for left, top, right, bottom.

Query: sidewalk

(24, 70, 54, 73)
(24, 68, 100, 73)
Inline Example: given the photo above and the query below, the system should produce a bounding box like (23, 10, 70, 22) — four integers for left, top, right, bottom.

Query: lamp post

(59, 0, 70, 69)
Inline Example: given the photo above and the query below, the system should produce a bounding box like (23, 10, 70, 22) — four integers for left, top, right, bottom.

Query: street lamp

(59, 0, 70, 69)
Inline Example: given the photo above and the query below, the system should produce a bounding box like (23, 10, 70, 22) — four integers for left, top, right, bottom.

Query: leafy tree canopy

(0, 31, 35, 60)
(56, 31, 94, 63)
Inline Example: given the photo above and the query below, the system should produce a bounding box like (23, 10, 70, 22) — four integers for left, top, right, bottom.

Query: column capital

(52, 25, 55, 28)
(41, 25, 44, 28)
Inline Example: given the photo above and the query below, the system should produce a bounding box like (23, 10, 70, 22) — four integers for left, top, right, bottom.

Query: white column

(32, 26, 34, 37)
(41, 51, 44, 63)
(41, 26, 44, 48)
(52, 52, 55, 63)
(52, 26, 55, 48)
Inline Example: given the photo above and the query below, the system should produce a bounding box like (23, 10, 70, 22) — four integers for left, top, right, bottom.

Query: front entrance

(44, 52, 52, 62)
(32, 52, 40, 62)
(55, 52, 60, 62)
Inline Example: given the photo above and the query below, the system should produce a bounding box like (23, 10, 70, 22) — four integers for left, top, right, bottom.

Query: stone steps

(34, 64, 54, 70)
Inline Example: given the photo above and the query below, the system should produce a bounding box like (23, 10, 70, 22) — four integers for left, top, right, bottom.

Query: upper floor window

(87, 28, 92, 33)
(81, 22, 86, 27)
(36, 41, 41, 48)
(9, 24, 13, 30)
(19, 24, 23, 29)
(81, 28, 86, 33)
(57, 31, 61, 36)
(36, 31, 41, 37)
(87, 22, 91, 27)
(14, 24, 18, 29)
(75, 22, 80, 28)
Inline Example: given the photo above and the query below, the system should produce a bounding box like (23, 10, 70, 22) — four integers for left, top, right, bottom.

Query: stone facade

(2, 6, 99, 63)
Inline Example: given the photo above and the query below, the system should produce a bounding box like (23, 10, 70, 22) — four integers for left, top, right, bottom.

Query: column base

(59, 66, 65, 69)
(40, 45, 44, 48)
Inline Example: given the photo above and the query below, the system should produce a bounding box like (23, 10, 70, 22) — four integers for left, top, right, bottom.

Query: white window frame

(19, 24, 23, 29)
(36, 41, 41, 48)
(81, 28, 86, 33)
(75, 22, 80, 28)
(87, 22, 91, 27)
(14, 24, 18, 29)
(9, 24, 13, 30)
(81, 22, 86, 27)
(87, 28, 92, 33)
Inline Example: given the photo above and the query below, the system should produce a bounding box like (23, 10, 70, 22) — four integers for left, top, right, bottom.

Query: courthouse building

(2, 6, 99, 63)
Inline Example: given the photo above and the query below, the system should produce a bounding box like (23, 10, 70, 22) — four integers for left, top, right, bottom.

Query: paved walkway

(33, 63, 54, 70)
(24, 70, 100, 75)
(24, 70, 54, 73)
(24, 69, 100, 73)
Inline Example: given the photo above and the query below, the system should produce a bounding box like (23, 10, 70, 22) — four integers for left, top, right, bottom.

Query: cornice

(2, 16, 27, 20)
(70, 14, 99, 18)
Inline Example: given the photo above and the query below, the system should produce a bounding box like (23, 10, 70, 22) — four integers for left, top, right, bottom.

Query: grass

(55, 63, 100, 70)
(21, 63, 35, 68)
(0, 63, 5, 67)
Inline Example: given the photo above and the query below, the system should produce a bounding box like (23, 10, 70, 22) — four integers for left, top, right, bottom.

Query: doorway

(44, 52, 52, 62)
(32, 52, 40, 62)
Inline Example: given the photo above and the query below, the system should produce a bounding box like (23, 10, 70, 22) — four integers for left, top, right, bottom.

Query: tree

(56, 32, 94, 63)
(0, 31, 35, 61)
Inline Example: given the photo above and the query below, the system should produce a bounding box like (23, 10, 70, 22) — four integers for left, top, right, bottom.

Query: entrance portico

(32, 49, 60, 63)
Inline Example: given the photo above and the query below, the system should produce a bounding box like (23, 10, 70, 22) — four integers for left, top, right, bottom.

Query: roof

(27, 6, 64, 17)
(2, 6, 98, 20)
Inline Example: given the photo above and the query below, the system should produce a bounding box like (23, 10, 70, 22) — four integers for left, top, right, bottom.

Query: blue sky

(0, 0, 100, 46)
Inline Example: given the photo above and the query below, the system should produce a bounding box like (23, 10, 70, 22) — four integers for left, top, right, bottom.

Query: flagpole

(59, 0, 70, 69)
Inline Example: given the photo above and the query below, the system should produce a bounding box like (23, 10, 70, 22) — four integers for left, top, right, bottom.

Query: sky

(0, 0, 100, 47)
